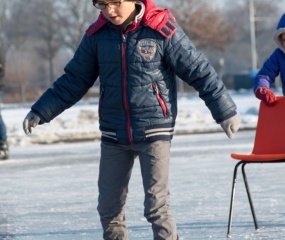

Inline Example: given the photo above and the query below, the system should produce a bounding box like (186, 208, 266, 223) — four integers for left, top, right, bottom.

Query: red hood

(140, 0, 157, 21)
(86, 0, 176, 38)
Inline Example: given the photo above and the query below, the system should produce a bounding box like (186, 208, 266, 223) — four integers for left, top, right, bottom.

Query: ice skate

(0, 140, 9, 160)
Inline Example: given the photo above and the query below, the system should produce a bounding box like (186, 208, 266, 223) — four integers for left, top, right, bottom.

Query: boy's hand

(220, 114, 240, 139)
(23, 112, 41, 134)
(255, 87, 277, 106)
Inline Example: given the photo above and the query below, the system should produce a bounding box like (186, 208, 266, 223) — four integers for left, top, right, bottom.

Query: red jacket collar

(86, 0, 176, 39)
(86, 13, 108, 35)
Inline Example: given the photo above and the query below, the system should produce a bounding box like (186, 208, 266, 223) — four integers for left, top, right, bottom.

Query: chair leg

(241, 163, 259, 230)
(227, 161, 243, 238)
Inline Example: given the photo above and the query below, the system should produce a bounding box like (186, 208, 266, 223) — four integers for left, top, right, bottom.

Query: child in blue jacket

(254, 14, 285, 105)
(23, 0, 240, 239)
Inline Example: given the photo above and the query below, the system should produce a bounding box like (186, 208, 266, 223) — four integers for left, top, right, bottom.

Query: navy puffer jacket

(31, 0, 237, 145)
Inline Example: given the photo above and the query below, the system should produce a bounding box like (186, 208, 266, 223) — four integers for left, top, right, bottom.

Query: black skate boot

(0, 140, 9, 160)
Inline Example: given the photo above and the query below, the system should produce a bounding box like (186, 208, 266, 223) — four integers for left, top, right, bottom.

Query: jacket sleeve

(31, 34, 99, 123)
(164, 24, 237, 123)
(253, 49, 280, 91)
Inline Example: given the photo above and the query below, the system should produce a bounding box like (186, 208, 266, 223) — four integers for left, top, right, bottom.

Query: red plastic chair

(227, 96, 285, 237)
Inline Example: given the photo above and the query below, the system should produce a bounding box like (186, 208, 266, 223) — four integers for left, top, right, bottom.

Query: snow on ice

(2, 89, 272, 146)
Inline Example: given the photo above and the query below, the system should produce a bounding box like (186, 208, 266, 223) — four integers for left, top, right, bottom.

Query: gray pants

(98, 141, 178, 240)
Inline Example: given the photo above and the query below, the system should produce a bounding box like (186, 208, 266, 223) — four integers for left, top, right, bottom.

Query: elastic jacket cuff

(31, 109, 46, 125)
(215, 111, 237, 124)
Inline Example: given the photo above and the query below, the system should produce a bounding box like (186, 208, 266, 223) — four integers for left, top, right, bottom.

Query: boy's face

(97, 0, 137, 28)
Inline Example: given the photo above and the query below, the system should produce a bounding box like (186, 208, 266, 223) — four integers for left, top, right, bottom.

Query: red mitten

(255, 87, 277, 106)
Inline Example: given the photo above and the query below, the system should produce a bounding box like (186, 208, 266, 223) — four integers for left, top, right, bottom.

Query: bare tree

(8, 0, 72, 86)
(26, 0, 64, 85)
(223, 0, 283, 73)
(56, 0, 98, 52)
(0, 0, 28, 89)
(8, 0, 98, 86)
(170, 0, 234, 50)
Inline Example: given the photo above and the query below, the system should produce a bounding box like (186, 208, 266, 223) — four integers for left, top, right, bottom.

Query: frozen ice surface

(1, 131, 285, 239)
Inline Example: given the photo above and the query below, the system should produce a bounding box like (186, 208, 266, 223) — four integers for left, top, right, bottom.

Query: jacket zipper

(122, 34, 133, 144)
(153, 83, 168, 117)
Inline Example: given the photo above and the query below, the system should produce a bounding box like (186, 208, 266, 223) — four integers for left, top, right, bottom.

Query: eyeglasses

(93, 0, 124, 10)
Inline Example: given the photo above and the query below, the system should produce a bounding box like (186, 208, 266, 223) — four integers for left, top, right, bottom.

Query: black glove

(23, 111, 41, 134)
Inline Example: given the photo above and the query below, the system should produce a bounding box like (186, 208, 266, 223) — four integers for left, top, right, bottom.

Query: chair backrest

(252, 96, 285, 155)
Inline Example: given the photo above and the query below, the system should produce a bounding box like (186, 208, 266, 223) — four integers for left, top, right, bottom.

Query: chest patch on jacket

(138, 39, 157, 62)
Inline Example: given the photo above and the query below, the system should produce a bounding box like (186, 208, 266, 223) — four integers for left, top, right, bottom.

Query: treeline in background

(0, 0, 284, 103)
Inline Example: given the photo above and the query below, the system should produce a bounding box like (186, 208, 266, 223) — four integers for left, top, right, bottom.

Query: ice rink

(1, 130, 285, 239)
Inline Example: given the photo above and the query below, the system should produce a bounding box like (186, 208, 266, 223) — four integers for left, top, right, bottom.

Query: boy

(254, 14, 285, 105)
(23, 0, 240, 239)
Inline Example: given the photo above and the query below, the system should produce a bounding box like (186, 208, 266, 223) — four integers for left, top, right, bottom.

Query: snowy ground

(3, 89, 265, 146)
(1, 89, 285, 239)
